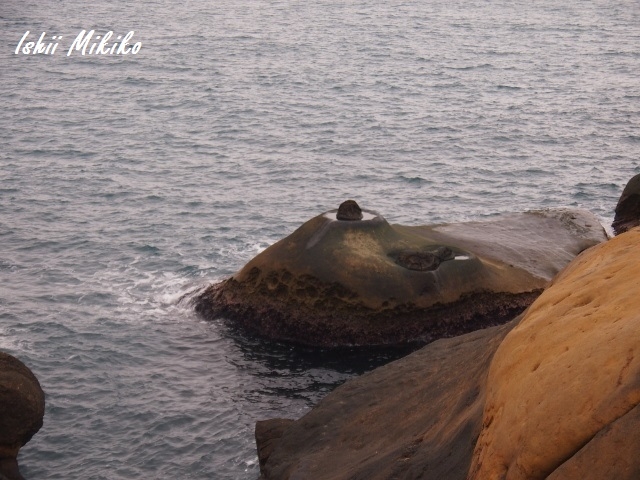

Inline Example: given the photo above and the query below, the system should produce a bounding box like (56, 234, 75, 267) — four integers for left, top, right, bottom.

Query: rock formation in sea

(336, 199, 363, 221)
(612, 173, 640, 235)
(0, 352, 45, 480)
(196, 205, 606, 346)
(255, 224, 640, 480)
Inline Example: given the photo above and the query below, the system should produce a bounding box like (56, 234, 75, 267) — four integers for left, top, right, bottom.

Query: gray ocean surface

(1, 0, 639, 478)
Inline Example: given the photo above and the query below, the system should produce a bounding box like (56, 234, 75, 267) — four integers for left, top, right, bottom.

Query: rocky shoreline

(253, 175, 640, 479)
(5, 176, 638, 478)
(255, 225, 640, 479)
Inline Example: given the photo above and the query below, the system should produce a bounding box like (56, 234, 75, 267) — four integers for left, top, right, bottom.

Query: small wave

(398, 175, 429, 185)
(445, 63, 493, 70)
(432, 81, 463, 89)
(0, 325, 21, 353)
(135, 244, 161, 254)
(176, 285, 209, 308)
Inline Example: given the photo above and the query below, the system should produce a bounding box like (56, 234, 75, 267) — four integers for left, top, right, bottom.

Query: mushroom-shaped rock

(0, 352, 45, 480)
(469, 227, 640, 480)
(336, 199, 363, 221)
(612, 173, 640, 235)
(196, 207, 606, 346)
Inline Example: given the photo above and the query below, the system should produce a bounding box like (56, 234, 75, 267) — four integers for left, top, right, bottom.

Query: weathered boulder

(196, 206, 606, 346)
(256, 319, 519, 480)
(469, 227, 640, 479)
(612, 173, 640, 235)
(336, 199, 363, 221)
(0, 352, 45, 480)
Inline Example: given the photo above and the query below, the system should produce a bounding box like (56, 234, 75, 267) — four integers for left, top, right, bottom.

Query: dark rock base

(195, 276, 540, 347)
(254, 319, 519, 479)
(0, 352, 45, 480)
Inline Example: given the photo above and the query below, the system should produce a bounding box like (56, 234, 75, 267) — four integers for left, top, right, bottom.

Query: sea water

(1, 0, 639, 478)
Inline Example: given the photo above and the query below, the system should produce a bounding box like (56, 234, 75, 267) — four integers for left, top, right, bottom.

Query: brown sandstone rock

(0, 352, 45, 480)
(546, 401, 640, 480)
(196, 207, 605, 346)
(336, 199, 363, 221)
(468, 227, 640, 480)
(256, 319, 519, 480)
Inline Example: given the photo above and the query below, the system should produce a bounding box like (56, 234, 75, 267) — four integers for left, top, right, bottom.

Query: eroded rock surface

(196, 207, 606, 346)
(469, 227, 640, 480)
(0, 352, 45, 480)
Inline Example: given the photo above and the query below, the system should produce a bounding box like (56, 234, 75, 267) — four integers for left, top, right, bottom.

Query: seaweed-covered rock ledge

(195, 201, 606, 346)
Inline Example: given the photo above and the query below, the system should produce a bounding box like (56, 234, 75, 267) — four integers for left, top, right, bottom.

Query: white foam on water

(0, 326, 24, 353)
(216, 239, 273, 263)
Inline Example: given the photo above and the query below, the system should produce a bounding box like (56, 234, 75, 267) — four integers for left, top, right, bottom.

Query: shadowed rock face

(469, 227, 640, 480)
(612, 173, 640, 235)
(255, 319, 520, 480)
(196, 207, 606, 346)
(545, 401, 640, 480)
(0, 352, 45, 480)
